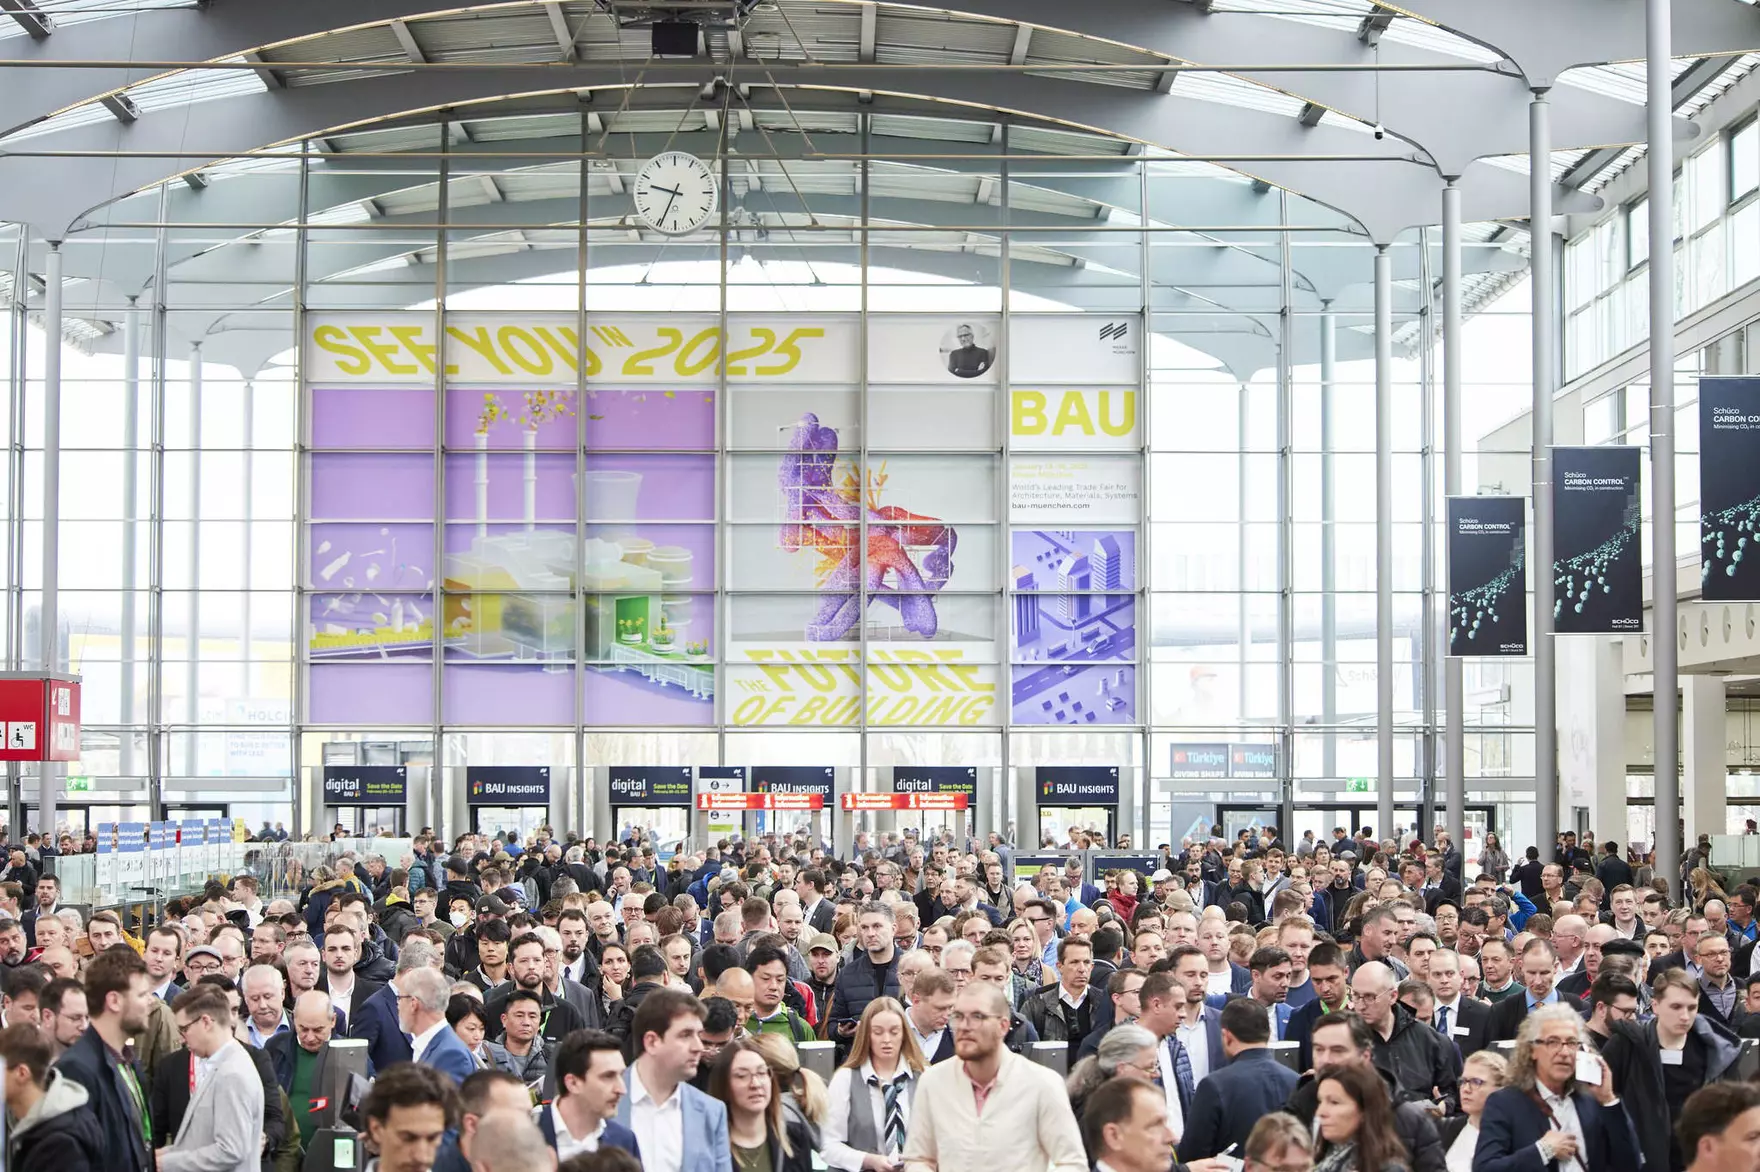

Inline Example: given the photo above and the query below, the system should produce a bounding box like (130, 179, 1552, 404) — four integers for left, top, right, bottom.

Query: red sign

(0, 676, 80, 763)
(695, 792, 824, 811)
(840, 793, 898, 811)
(838, 792, 969, 811)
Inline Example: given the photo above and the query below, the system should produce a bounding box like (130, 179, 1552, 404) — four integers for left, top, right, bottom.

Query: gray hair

(565, 845, 584, 864)
(395, 938, 442, 975)
(550, 876, 578, 898)
(942, 941, 977, 969)
(241, 964, 284, 995)
(857, 900, 896, 922)
(1507, 1003, 1593, 1092)
(400, 965, 451, 1015)
(1095, 1023, 1157, 1075)
(535, 925, 563, 951)
(1246, 1114, 1314, 1163)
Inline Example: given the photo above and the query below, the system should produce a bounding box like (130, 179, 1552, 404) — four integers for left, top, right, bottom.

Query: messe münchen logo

(1099, 322, 1128, 342)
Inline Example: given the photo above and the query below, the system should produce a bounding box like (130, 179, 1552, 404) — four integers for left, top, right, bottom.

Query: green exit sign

(66, 775, 90, 794)
(1346, 777, 1370, 793)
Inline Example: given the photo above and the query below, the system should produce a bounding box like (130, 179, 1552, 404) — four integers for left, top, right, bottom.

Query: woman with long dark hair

(1312, 1064, 1410, 1172)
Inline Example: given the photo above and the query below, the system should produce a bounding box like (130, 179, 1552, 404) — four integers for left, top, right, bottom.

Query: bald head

(1351, 960, 1397, 1028)
(292, 991, 336, 1054)
(467, 1111, 555, 1172)
(1554, 915, 1589, 962)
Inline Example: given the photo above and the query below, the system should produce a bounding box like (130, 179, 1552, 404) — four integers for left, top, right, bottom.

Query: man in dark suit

(1558, 925, 1616, 1001)
(1287, 942, 1352, 1072)
(400, 966, 476, 1085)
(314, 925, 383, 1034)
(1593, 841, 1635, 911)
(1180, 997, 1300, 1159)
(267, 991, 374, 1150)
(796, 870, 836, 935)
(536, 1030, 642, 1158)
(1487, 940, 1586, 1044)
(1472, 1004, 1636, 1172)
(1420, 858, 1463, 916)
(54, 948, 154, 1172)
(1427, 948, 1492, 1063)
(19, 873, 59, 948)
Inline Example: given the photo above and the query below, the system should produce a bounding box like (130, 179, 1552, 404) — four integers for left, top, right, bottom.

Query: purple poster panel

(1010, 529, 1137, 725)
(307, 383, 718, 726)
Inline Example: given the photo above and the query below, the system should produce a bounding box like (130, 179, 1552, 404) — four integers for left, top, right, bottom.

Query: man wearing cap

(804, 932, 839, 1023)
(444, 892, 506, 978)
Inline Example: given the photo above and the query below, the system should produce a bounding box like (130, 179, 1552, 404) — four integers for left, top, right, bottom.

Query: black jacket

(1594, 856, 1636, 906)
(1432, 997, 1493, 1063)
(443, 922, 483, 977)
(828, 949, 901, 1035)
(1370, 1003, 1459, 1106)
(606, 979, 667, 1055)
(1508, 859, 1546, 901)
(1601, 1014, 1743, 1172)
(53, 1027, 152, 1172)
(483, 984, 588, 1044)
(1020, 981, 1097, 1045)
(1284, 1067, 1446, 1172)
(8, 1069, 106, 1172)
(1486, 990, 1586, 1044)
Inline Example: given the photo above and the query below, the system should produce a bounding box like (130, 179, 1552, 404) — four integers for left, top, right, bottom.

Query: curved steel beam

(1389, 0, 1760, 90)
(933, 0, 1697, 178)
(0, 61, 1592, 242)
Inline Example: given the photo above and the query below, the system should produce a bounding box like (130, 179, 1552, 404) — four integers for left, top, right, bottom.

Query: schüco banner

(1700, 376, 1760, 601)
(1447, 495, 1528, 656)
(304, 312, 1141, 388)
(1551, 446, 1642, 634)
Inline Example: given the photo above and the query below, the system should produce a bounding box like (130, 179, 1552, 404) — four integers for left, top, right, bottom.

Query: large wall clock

(632, 151, 719, 235)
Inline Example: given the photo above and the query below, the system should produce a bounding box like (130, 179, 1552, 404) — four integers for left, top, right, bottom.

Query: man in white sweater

(903, 982, 1086, 1172)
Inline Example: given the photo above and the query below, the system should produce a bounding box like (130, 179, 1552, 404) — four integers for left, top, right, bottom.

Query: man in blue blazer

(351, 941, 444, 1074)
(1473, 1004, 1637, 1172)
(1181, 998, 1301, 1159)
(613, 986, 733, 1172)
(400, 966, 477, 1085)
(537, 1030, 642, 1158)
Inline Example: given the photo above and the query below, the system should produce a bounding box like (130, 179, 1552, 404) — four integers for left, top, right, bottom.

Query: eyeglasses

(1459, 1077, 1494, 1090)
(950, 1011, 1001, 1027)
(1532, 1037, 1587, 1051)
(1025, 916, 1050, 925)
(728, 1069, 772, 1085)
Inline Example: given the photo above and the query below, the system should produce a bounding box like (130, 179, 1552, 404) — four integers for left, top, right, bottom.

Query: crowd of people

(3, 820, 1760, 1172)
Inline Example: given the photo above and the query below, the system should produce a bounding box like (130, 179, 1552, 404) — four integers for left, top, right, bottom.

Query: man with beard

(555, 908, 597, 986)
(485, 932, 586, 1046)
(54, 947, 154, 1172)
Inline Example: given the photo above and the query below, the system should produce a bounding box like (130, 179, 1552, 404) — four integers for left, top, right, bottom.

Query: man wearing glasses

(157, 985, 265, 1172)
(1693, 935, 1746, 1031)
(1472, 1004, 1631, 1172)
(1583, 974, 1641, 1050)
(1488, 940, 1584, 1045)
(901, 983, 1085, 1172)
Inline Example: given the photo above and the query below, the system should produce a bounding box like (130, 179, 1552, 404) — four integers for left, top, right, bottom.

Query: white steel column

(1530, 91, 1559, 858)
(1375, 245, 1394, 839)
(1320, 306, 1337, 783)
(1442, 180, 1466, 849)
(1683, 675, 1725, 843)
(186, 342, 202, 780)
(120, 297, 140, 778)
(1648, 0, 1682, 893)
(39, 242, 62, 837)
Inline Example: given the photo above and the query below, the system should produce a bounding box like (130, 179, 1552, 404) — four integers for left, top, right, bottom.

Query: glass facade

(0, 105, 1542, 845)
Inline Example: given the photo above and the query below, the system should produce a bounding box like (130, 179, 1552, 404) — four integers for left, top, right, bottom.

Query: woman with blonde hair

(822, 996, 925, 1172)
(748, 1031, 829, 1131)
(1439, 1050, 1508, 1172)
(1690, 866, 1727, 908)
(1007, 916, 1045, 985)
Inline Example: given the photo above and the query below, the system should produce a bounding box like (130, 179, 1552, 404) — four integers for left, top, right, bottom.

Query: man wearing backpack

(745, 944, 815, 1047)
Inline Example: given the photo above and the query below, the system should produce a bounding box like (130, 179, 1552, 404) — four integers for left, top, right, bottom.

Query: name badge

(1660, 1049, 1685, 1066)
(1452, 1025, 1472, 1037)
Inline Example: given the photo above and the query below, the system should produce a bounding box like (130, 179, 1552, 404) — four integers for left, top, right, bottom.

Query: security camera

(1373, 123, 1385, 140)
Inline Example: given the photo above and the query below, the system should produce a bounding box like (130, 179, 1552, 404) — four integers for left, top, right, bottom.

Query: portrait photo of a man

(943, 322, 996, 378)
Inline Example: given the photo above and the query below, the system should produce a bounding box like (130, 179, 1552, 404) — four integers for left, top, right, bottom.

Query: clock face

(632, 152, 719, 236)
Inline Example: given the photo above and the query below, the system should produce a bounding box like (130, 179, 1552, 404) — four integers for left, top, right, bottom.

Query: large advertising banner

(1551, 446, 1643, 634)
(1446, 496, 1528, 656)
(1700, 377, 1760, 601)
(303, 311, 1142, 730)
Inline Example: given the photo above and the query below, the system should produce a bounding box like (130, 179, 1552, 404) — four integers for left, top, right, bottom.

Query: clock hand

(649, 184, 683, 197)
(658, 188, 680, 227)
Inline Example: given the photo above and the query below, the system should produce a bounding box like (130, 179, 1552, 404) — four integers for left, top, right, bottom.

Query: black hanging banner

(1446, 496, 1528, 656)
(1700, 377, 1760, 601)
(1551, 446, 1643, 634)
